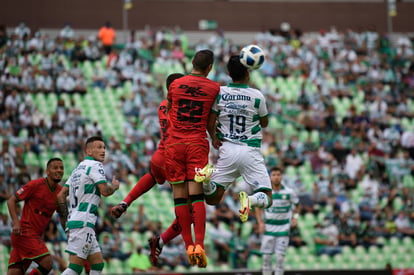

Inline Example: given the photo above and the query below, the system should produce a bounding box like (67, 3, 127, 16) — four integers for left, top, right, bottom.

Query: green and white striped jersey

(211, 83, 268, 148)
(264, 184, 299, 236)
(65, 156, 107, 230)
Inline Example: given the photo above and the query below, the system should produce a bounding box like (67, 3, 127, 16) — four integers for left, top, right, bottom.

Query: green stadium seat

(402, 175, 414, 188)
(247, 255, 262, 269)
(285, 165, 297, 178)
(24, 151, 40, 167)
(393, 197, 404, 211)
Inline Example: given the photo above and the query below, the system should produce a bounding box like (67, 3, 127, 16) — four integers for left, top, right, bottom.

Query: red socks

(161, 219, 181, 244)
(124, 173, 156, 205)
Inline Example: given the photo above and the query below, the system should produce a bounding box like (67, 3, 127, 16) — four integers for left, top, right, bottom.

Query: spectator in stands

(158, 237, 190, 270)
(208, 217, 232, 264)
(337, 214, 358, 247)
(231, 225, 249, 269)
(129, 245, 153, 273)
(313, 217, 342, 256)
(358, 220, 383, 249)
(133, 204, 153, 233)
(0, 174, 11, 204)
(289, 222, 307, 248)
(395, 210, 414, 238)
(13, 22, 31, 39)
(0, 24, 7, 48)
(0, 212, 12, 249)
(214, 202, 238, 225)
(59, 23, 75, 40)
(98, 21, 116, 55)
(56, 71, 75, 94)
(247, 223, 263, 255)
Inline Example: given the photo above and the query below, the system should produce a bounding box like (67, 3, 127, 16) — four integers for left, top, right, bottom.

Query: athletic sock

(160, 218, 181, 245)
(249, 191, 270, 208)
(203, 181, 217, 196)
(190, 194, 206, 248)
(174, 198, 194, 248)
(124, 173, 156, 205)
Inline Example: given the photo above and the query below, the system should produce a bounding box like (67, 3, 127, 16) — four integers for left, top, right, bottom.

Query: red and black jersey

(15, 178, 62, 237)
(167, 74, 219, 140)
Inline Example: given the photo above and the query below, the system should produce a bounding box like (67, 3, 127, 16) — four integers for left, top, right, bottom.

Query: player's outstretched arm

(7, 195, 21, 235)
(56, 186, 69, 229)
(98, 176, 120, 197)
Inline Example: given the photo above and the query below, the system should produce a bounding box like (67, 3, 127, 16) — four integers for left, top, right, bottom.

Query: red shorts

(9, 233, 50, 267)
(165, 138, 209, 183)
(150, 148, 167, 184)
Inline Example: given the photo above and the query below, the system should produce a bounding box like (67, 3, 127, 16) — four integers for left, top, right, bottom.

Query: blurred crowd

(0, 21, 414, 272)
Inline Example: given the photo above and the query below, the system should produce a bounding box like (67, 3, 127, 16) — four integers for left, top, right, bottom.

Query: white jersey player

(255, 166, 299, 275)
(197, 55, 272, 223)
(57, 136, 120, 275)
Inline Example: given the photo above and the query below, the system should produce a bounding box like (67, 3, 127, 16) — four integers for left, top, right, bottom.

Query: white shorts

(65, 227, 101, 259)
(261, 235, 289, 255)
(211, 141, 271, 192)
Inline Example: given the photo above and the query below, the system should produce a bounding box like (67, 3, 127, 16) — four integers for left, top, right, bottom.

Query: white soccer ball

(239, 44, 265, 70)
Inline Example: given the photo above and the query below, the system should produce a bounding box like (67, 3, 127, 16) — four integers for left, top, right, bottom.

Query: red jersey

(157, 99, 168, 150)
(167, 74, 219, 139)
(15, 178, 62, 237)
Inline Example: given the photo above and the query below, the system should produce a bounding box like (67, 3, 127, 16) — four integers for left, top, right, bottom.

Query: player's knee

(276, 253, 285, 269)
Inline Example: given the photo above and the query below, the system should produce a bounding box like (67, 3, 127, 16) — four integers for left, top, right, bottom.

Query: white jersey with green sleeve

(65, 156, 107, 230)
(264, 184, 299, 237)
(211, 83, 268, 148)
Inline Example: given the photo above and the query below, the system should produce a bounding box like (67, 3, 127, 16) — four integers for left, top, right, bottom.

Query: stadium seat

(24, 151, 40, 167)
(247, 255, 262, 269)
(402, 175, 414, 188)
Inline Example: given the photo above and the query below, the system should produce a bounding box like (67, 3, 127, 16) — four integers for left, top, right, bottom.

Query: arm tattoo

(104, 185, 116, 195)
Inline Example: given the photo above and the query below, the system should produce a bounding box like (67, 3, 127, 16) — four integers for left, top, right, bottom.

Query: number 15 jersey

(211, 83, 268, 147)
(64, 156, 107, 230)
(167, 74, 219, 140)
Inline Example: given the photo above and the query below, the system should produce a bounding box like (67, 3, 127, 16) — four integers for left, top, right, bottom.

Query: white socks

(249, 192, 269, 208)
(203, 181, 217, 196)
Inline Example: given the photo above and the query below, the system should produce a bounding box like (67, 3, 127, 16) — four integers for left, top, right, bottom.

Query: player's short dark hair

(166, 73, 184, 90)
(192, 49, 214, 71)
(270, 166, 283, 173)
(47, 157, 63, 168)
(85, 136, 104, 147)
(227, 55, 248, 82)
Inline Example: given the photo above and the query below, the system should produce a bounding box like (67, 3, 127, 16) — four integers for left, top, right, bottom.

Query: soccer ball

(239, 44, 265, 70)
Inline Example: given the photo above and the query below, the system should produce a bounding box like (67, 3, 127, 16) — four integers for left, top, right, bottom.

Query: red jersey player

(165, 49, 220, 268)
(7, 158, 64, 275)
(110, 73, 184, 266)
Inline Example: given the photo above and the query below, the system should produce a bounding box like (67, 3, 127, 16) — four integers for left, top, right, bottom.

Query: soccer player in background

(56, 136, 120, 275)
(7, 158, 64, 275)
(110, 73, 185, 266)
(200, 55, 272, 222)
(255, 166, 300, 275)
(165, 49, 220, 267)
